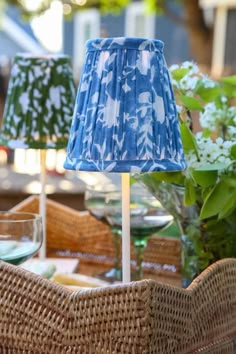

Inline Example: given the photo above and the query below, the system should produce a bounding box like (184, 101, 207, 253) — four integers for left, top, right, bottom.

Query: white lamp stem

(39, 149, 47, 260)
(121, 172, 131, 283)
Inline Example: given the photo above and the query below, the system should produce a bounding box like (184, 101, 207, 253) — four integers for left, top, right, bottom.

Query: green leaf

(223, 176, 236, 188)
(130, 176, 137, 185)
(180, 122, 199, 156)
(196, 86, 220, 103)
(218, 192, 236, 219)
(179, 96, 204, 111)
(200, 180, 233, 219)
(230, 144, 236, 159)
(221, 82, 236, 98)
(184, 177, 196, 205)
(195, 79, 220, 102)
(194, 162, 228, 171)
(191, 169, 217, 187)
(221, 75, 236, 85)
(144, 0, 158, 12)
(201, 186, 212, 201)
(171, 68, 189, 81)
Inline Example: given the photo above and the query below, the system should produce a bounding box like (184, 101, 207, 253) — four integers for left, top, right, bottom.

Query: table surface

(79, 258, 182, 287)
(41, 252, 182, 288)
(21, 255, 181, 288)
(21, 258, 80, 276)
(2, 164, 182, 288)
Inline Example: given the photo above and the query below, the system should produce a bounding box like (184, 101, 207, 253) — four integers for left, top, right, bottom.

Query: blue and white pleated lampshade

(0, 53, 76, 149)
(64, 37, 186, 173)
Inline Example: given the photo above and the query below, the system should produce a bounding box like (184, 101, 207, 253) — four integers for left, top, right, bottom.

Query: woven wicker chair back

(1, 259, 236, 353)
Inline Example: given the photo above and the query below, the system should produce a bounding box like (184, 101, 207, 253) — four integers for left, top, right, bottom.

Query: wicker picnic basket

(1, 258, 236, 353)
(11, 195, 181, 280)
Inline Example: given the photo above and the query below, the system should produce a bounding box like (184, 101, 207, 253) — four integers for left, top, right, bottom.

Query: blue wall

(155, 15, 190, 65)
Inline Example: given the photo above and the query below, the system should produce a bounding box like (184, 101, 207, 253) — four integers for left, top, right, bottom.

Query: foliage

(144, 0, 182, 15)
(1, 1, 211, 66)
(1, 0, 187, 21)
(138, 62, 236, 283)
(1, 0, 131, 19)
(141, 61, 236, 220)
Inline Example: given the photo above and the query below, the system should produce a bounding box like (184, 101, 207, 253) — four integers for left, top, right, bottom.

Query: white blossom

(201, 75, 217, 88)
(186, 135, 233, 168)
(181, 61, 199, 75)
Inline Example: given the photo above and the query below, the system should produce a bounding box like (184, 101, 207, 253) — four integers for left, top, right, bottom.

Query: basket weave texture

(11, 196, 181, 275)
(1, 259, 236, 353)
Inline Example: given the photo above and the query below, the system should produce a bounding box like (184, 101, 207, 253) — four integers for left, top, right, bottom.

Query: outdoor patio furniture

(1, 258, 236, 353)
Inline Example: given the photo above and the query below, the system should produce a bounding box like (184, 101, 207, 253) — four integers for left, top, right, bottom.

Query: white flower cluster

(169, 61, 216, 96)
(186, 133, 233, 168)
(200, 102, 236, 138)
(169, 61, 236, 169)
(169, 61, 199, 95)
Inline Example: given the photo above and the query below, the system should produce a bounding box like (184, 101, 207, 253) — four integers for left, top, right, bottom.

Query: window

(125, 2, 155, 38)
(73, 9, 100, 78)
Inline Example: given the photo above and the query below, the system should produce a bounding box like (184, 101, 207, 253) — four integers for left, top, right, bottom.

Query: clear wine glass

(105, 185, 174, 280)
(0, 211, 43, 265)
(84, 184, 122, 282)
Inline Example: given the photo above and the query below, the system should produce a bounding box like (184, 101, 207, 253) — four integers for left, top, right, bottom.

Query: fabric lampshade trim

(64, 37, 186, 172)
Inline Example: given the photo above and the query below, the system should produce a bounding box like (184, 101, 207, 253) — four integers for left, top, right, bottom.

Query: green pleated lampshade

(0, 53, 76, 149)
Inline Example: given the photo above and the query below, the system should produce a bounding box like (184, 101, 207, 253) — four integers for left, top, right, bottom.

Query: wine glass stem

(133, 242, 146, 280)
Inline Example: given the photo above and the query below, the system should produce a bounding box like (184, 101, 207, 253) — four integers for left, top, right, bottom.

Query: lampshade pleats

(0, 54, 76, 149)
(64, 37, 186, 173)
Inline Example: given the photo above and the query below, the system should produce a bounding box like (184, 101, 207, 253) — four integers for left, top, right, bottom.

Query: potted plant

(138, 62, 236, 287)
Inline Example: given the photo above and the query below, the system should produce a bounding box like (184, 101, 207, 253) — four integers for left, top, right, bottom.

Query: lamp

(64, 37, 186, 282)
(0, 53, 76, 261)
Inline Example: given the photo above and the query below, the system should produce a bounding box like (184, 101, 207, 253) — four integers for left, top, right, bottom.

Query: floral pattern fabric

(1, 54, 76, 149)
(64, 37, 186, 172)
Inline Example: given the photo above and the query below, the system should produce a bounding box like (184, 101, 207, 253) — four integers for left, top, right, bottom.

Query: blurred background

(0, 0, 236, 210)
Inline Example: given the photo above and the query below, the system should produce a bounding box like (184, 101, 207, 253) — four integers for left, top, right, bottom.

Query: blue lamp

(64, 37, 186, 282)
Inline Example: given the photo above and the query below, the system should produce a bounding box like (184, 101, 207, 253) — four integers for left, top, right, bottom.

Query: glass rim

(0, 211, 42, 222)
